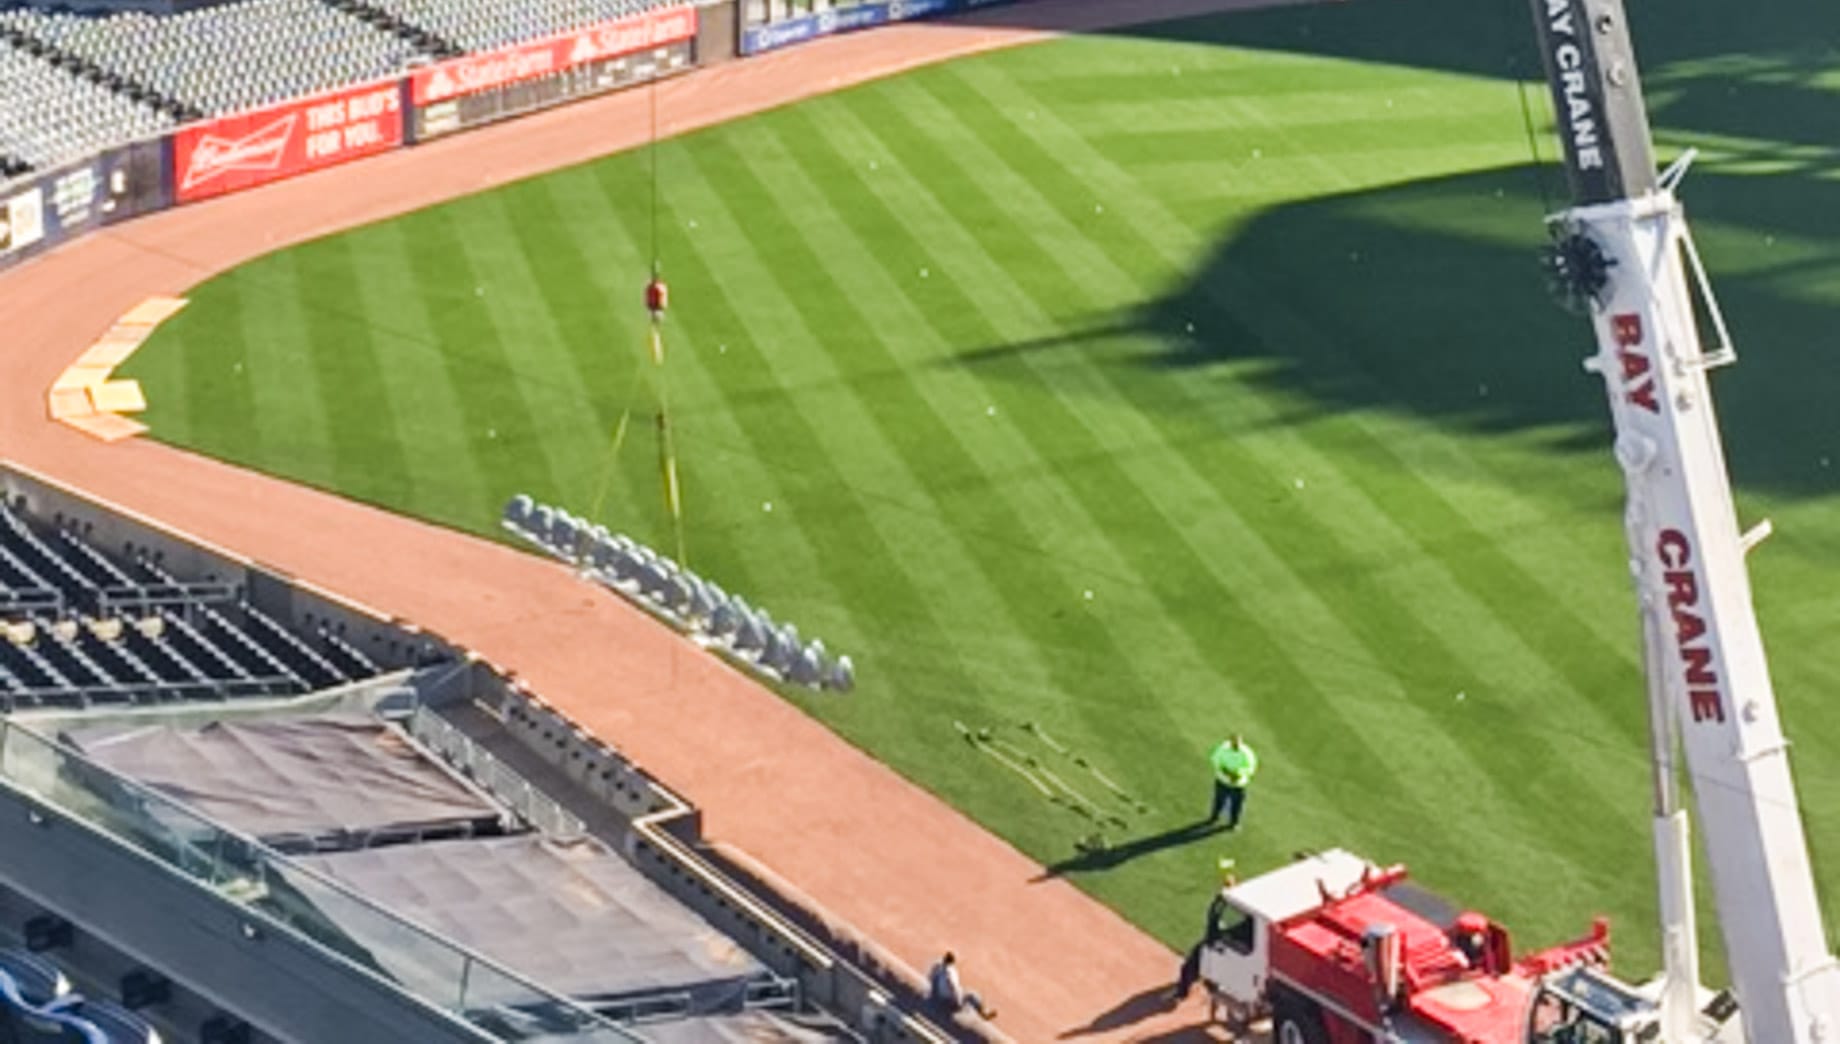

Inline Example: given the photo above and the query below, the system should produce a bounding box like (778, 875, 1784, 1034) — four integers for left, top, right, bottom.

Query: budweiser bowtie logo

(182, 114, 298, 191)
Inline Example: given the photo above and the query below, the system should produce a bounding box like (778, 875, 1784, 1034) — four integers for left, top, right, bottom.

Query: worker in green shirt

(1208, 734, 1258, 829)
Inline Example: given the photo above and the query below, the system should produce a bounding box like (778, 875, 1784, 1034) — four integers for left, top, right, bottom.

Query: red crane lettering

(1657, 530, 1728, 724)
(1610, 312, 1659, 413)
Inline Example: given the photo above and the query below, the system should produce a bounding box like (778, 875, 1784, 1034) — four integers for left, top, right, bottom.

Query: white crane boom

(1527, 1, 1840, 1040)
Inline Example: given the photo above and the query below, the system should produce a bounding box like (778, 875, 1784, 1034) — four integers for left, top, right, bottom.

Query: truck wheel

(1271, 992, 1328, 1044)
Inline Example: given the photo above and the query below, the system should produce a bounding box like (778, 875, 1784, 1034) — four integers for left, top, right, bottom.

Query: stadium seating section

(0, 502, 381, 710)
(0, 0, 683, 175)
(0, 946, 158, 1044)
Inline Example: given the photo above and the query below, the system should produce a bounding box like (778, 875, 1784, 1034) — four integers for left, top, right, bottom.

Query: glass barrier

(0, 723, 641, 1042)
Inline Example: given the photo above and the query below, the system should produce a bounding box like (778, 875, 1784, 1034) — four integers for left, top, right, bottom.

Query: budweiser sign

(181, 114, 296, 192)
(413, 5, 697, 105)
(173, 82, 404, 203)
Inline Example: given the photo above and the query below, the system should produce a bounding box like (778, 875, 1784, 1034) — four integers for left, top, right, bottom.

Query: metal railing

(406, 706, 586, 841)
(0, 720, 643, 1042)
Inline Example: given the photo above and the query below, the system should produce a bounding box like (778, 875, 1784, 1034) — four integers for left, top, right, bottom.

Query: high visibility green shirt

(1212, 741, 1258, 786)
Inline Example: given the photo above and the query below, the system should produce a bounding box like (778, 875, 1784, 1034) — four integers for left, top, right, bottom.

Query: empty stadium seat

(0, 508, 376, 708)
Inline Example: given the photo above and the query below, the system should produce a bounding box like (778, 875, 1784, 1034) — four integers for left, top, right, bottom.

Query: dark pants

(930, 993, 992, 1021)
(1210, 781, 1246, 826)
(1176, 941, 1205, 999)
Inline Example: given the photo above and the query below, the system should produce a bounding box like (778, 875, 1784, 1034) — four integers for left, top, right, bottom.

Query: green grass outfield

(124, 0, 1840, 973)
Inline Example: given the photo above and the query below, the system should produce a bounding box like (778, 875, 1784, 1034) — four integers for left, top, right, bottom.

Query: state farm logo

(649, 8, 695, 40)
(570, 22, 649, 63)
(426, 69, 458, 101)
(183, 114, 297, 191)
(424, 48, 555, 102)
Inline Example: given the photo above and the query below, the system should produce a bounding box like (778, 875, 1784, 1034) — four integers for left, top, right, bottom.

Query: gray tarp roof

(62, 714, 504, 849)
(291, 836, 767, 1007)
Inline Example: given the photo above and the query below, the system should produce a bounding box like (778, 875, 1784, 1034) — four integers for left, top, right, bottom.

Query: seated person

(928, 952, 997, 1021)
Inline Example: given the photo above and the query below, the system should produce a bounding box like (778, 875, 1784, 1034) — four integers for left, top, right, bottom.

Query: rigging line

(649, 69, 661, 277)
(1501, 0, 1558, 217)
(1516, 76, 1558, 218)
(587, 390, 640, 524)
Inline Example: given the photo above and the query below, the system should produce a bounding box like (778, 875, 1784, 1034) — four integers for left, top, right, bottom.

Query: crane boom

(1527, 1, 1840, 1041)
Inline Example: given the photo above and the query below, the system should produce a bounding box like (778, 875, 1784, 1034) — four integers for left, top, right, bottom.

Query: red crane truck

(1194, 0, 1840, 1040)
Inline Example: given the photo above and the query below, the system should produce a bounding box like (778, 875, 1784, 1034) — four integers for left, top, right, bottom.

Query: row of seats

(0, 39, 170, 185)
(0, 0, 689, 178)
(0, 0, 425, 121)
(361, 0, 669, 53)
(0, 505, 373, 709)
(502, 495, 855, 693)
(0, 948, 156, 1044)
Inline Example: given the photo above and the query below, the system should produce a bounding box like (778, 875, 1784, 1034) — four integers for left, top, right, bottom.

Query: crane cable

(1501, 0, 1558, 218)
(587, 67, 688, 567)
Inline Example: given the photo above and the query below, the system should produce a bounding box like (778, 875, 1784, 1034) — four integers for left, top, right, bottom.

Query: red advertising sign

(172, 80, 404, 203)
(411, 5, 698, 106)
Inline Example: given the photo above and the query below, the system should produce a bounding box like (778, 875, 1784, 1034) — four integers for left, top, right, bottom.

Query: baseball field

(121, 0, 1840, 974)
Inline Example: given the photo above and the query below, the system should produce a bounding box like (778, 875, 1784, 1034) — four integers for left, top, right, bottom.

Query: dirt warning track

(0, 2, 1280, 1038)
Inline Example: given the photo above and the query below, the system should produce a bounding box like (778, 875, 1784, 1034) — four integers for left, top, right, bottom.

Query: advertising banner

(0, 137, 170, 271)
(741, 0, 1007, 55)
(411, 6, 698, 106)
(413, 40, 692, 141)
(0, 187, 45, 258)
(172, 79, 403, 203)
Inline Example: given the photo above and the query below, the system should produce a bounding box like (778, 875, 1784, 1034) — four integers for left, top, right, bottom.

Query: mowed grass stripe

(399, 207, 562, 517)
(661, 135, 988, 651)
(797, 93, 1466, 867)
(459, 193, 609, 481)
(292, 235, 416, 507)
(947, 59, 1651, 751)
(133, 274, 220, 449)
(897, 62, 1659, 911)
(851, 77, 1631, 871)
(240, 252, 336, 485)
(497, 175, 638, 436)
(732, 110, 1270, 785)
(682, 124, 1195, 776)
(685, 125, 1097, 724)
(346, 220, 496, 524)
(637, 143, 1014, 758)
(939, 56, 1665, 930)
(568, 150, 781, 602)
(798, 91, 1389, 732)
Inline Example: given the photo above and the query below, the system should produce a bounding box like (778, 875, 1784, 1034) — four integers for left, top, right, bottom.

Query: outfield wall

(740, 0, 1016, 55)
(0, 137, 169, 270)
(0, 0, 1034, 276)
(0, 4, 701, 273)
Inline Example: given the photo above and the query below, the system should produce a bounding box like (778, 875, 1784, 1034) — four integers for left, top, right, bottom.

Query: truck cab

(1199, 848, 1377, 1016)
(1199, 849, 1621, 1044)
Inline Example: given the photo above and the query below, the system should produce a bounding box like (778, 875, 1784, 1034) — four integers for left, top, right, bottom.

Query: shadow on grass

(942, 0, 1840, 503)
(1034, 819, 1229, 879)
(955, 159, 1840, 502)
(964, 0, 1840, 156)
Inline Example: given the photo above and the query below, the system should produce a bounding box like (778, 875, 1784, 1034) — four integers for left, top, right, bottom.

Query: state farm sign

(412, 6, 697, 105)
(174, 81, 404, 203)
